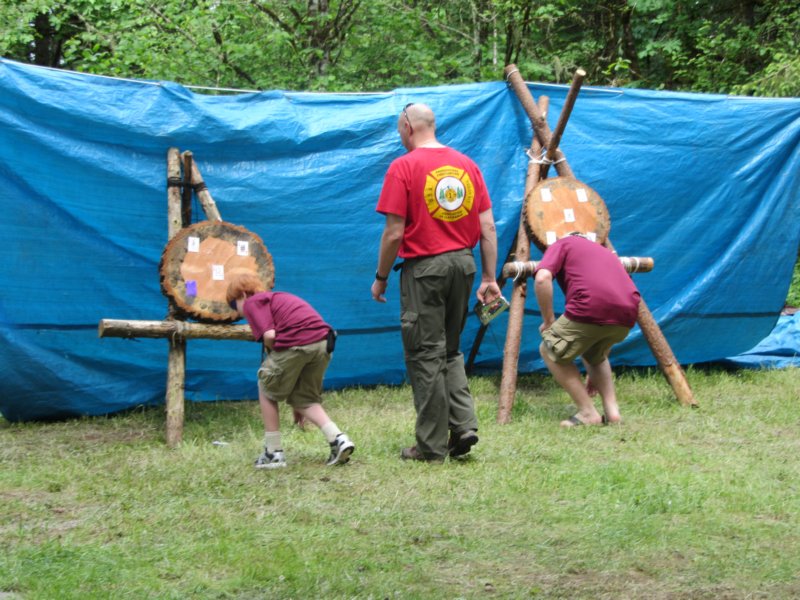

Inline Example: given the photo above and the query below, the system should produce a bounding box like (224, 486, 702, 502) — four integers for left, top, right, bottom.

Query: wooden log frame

(538, 68, 585, 181)
(497, 65, 696, 422)
(181, 151, 193, 226)
(471, 71, 591, 415)
(491, 97, 548, 420)
(99, 148, 265, 447)
(493, 69, 586, 423)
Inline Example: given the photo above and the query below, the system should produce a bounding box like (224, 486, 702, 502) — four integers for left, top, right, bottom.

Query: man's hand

(476, 280, 501, 305)
(371, 279, 388, 303)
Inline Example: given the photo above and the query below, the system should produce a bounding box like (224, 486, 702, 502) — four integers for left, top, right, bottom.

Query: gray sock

(320, 422, 342, 444)
(264, 431, 282, 453)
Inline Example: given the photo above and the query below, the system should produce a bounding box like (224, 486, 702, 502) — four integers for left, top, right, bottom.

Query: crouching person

(226, 274, 354, 468)
(534, 233, 641, 427)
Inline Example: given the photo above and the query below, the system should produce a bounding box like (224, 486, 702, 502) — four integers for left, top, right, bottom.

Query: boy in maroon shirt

(226, 274, 354, 468)
(534, 233, 641, 427)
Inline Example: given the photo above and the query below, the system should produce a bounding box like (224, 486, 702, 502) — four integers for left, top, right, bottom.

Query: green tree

(0, 0, 798, 95)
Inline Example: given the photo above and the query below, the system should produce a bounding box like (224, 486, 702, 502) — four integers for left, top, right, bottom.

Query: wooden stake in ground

(166, 147, 187, 447)
(181, 151, 193, 226)
(494, 96, 549, 423)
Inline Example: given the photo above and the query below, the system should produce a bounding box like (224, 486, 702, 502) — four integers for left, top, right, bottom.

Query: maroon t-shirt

(242, 291, 330, 350)
(537, 235, 641, 327)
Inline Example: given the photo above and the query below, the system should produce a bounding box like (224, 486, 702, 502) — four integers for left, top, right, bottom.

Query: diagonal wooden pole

(182, 151, 222, 222)
(502, 64, 696, 410)
(539, 69, 585, 180)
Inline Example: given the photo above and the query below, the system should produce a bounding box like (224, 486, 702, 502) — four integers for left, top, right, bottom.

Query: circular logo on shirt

(424, 166, 475, 222)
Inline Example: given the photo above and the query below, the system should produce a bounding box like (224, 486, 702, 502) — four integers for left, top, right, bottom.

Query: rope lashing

(510, 261, 528, 281)
(525, 147, 566, 166)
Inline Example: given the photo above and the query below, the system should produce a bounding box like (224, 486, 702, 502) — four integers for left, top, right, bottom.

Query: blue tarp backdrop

(1, 58, 799, 421)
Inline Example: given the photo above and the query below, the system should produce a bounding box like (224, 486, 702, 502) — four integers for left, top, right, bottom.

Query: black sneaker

(448, 430, 478, 458)
(254, 449, 287, 469)
(326, 433, 355, 466)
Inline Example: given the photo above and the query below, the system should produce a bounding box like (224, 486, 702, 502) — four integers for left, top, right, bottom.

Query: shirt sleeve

(472, 164, 492, 213)
(376, 160, 409, 218)
(242, 296, 274, 341)
(536, 240, 566, 276)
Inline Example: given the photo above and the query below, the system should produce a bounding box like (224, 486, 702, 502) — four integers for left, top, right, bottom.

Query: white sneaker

(326, 433, 355, 466)
(254, 449, 287, 469)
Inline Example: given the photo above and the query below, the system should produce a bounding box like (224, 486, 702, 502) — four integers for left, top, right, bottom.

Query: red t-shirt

(242, 291, 330, 350)
(376, 146, 492, 258)
(537, 235, 641, 327)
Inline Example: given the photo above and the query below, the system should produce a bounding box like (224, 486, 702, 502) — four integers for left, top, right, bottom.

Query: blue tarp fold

(724, 314, 800, 369)
(1, 58, 799, 421)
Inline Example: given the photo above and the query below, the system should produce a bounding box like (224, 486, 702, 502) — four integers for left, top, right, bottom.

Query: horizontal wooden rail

(98, 319, 254, 341)
(502, 256, 654, 280)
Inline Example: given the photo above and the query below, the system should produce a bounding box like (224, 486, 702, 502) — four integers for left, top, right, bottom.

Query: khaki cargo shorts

(540, 315, 630, 366)
(257, 339, 330, 408)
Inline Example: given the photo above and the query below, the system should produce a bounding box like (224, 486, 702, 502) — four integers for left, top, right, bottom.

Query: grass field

(2, 366, 799, 599)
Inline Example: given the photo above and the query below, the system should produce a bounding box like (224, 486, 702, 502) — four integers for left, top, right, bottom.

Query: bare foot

(600, 401, 621, 424)
(560, 412, 604, 427)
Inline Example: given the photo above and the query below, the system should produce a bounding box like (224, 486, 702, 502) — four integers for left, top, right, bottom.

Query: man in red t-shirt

(227, 274, 355, 469)
(534, 233, 641, 427)
(371, 102, 501, 462)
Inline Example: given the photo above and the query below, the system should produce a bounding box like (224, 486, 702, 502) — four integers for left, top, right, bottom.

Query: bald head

(401, 103, 436, 131)
(397, 102, 440, 150)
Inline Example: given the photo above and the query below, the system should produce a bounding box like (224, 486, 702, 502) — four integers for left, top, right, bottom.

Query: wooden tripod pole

(496, 96, 548, 423)
(539, 69, 585, 180)
(504, 65, 575, 180)
(502, 65, 696, 408)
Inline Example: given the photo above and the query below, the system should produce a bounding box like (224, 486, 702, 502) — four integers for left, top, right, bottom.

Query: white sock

(264, 431, 282, 453)
(320, 422, 342, 444)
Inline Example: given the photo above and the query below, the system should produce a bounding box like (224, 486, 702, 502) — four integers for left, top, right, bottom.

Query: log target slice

(160, 220, 274, 323)
(523, 177, 611, 251)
